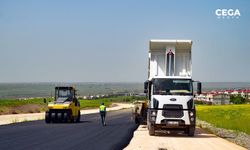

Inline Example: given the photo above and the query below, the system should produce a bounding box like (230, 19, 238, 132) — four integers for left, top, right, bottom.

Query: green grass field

(0, 96, 144, 114)
(0, 98, 52, 107)
(79, 96, 145, 109)
(196, 104, 250, 134)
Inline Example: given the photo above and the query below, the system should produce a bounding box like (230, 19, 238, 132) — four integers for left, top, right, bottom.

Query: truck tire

(188, 126, 195, 137)
(148, 125, 155, 136)
(45, 112, 50, 123)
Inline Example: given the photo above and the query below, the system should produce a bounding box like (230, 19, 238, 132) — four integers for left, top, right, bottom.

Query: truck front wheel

(187, 126, 195, 137)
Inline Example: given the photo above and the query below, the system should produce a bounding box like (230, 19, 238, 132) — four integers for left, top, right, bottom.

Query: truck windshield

(153, 79, 193, 95)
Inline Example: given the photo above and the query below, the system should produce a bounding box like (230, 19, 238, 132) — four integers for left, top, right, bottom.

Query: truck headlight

(152, 111, 156, 116)
(190, 117, 194, 122)
(189, 112, 194, 116)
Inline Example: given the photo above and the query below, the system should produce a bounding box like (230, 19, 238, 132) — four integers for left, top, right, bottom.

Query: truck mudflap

(147, 108, 196, 127)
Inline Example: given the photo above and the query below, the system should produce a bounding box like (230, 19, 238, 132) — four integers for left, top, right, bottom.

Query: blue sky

(0, 0, 249, 82)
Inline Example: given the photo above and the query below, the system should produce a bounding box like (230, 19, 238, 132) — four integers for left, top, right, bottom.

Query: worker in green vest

(99, 102, 106, 126)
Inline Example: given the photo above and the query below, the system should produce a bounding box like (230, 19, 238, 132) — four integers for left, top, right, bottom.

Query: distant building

(195, 94, 207, 101)
(209, 94, 230, 105)
(195, 88, 250, 105)
(231, 90, 239, 95)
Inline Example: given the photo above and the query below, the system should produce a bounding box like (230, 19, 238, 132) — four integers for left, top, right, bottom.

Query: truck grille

(162, 104, 184, 118)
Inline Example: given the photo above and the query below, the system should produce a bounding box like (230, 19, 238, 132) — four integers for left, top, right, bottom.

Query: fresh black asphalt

(0, 109, 138, 150)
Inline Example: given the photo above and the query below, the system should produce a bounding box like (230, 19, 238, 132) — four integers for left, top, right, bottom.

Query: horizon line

(0, 81, 250, 84)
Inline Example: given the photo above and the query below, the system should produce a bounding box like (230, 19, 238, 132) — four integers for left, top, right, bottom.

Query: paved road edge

(0, 103, 133, 125)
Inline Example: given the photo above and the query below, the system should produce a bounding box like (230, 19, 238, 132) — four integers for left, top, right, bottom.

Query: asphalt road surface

(0, 109, 138, 150)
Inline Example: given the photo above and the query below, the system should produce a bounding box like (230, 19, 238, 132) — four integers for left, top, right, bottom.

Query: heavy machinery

(45, 86, 81, 123)
(134, 40, 202, 136)
(132, 101, 148, 124)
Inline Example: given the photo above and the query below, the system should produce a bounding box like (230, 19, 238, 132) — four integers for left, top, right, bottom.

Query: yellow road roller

(45, 86, 81, 123)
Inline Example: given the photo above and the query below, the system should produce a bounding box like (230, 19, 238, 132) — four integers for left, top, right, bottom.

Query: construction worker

(99, 102, 106, 126)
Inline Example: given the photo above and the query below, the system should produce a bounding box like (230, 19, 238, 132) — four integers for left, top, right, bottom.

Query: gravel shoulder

(196, 119, 250, 149)
(124, 125, 247, 150)
(0, 103, 133, 125)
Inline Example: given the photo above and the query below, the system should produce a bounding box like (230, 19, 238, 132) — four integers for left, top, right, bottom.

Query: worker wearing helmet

(99, 102, 106, 126)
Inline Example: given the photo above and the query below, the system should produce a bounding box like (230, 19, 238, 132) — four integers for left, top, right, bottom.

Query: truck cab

(145, 40, 201, 136)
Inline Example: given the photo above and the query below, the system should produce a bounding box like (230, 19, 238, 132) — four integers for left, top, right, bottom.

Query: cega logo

(215, 9, 240, 19)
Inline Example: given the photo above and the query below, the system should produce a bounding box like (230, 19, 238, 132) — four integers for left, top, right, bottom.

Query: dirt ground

(124, 125, 247, 150)
(0, 104, 46, 115)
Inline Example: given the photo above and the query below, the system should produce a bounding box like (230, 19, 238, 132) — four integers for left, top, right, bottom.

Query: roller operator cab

(144, 40, 202, 136)
(45, 87, 81, 123)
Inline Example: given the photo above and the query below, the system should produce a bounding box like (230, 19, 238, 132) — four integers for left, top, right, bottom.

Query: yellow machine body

(45, 86, 81, 123)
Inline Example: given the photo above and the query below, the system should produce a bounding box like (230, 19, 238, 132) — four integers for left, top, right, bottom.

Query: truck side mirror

(197, 82, 202, 95)
(144, 81, 148, 93)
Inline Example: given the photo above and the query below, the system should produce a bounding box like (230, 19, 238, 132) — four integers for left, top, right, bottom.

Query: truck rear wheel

(187, 126, 195, 137)
(148, 125, 155, 136)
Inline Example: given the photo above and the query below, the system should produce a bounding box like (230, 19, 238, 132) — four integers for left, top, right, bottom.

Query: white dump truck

(144, 39, 201, 136)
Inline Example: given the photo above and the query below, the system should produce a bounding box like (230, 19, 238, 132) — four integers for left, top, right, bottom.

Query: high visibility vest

(99, 105, 106, 112)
